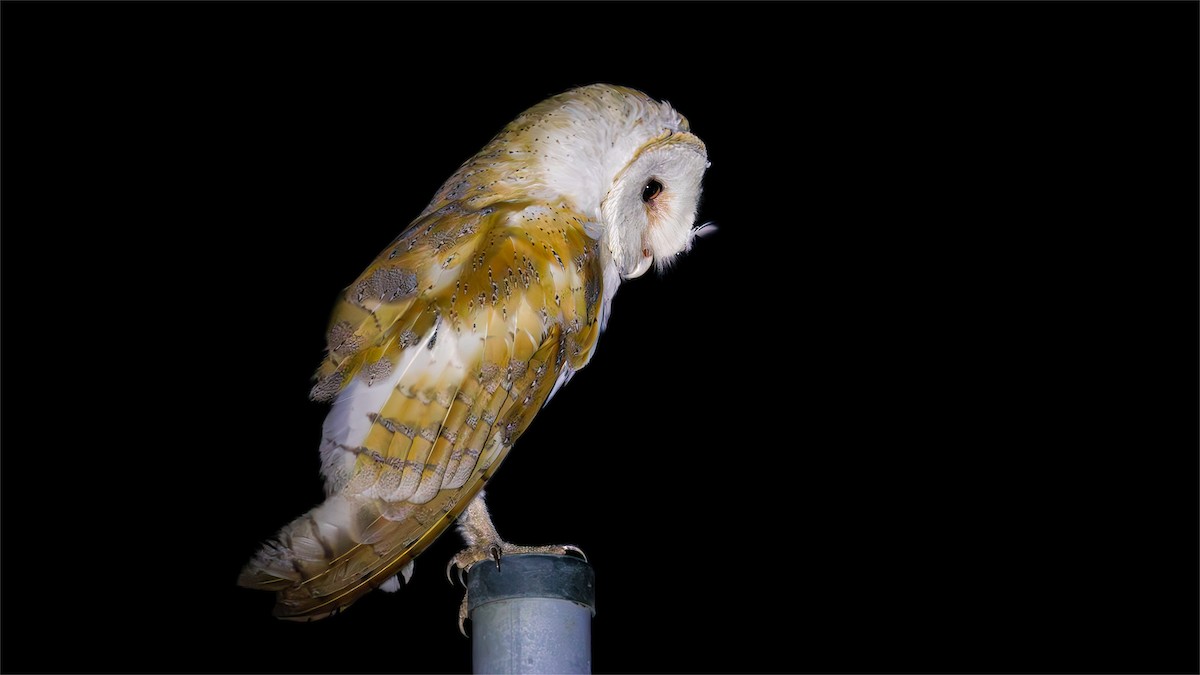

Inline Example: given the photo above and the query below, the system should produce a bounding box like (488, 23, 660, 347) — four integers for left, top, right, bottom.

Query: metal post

(467, 553, 596, 674)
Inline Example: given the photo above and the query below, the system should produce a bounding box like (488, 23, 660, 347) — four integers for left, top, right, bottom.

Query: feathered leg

(449, 490, 584, 635)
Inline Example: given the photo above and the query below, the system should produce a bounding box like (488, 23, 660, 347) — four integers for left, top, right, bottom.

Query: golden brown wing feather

(240, 199, 604, 620)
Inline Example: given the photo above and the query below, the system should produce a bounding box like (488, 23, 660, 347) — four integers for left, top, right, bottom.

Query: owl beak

(621, 253, 654, 279)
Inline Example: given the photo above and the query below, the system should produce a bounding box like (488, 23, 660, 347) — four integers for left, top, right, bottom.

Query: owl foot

(449, 491, 586, 636)
(449, 541, 587, 636)
(450, 541, 586, 574)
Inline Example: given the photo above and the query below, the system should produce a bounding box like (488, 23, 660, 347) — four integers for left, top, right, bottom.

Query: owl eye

(641, 179, 663, 203)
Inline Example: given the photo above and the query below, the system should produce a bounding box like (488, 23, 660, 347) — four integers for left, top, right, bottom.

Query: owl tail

(238, 494, 418, 621)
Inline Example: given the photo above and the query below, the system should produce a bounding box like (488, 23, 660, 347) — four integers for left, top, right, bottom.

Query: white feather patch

(379, 560, 414, 593)
(320, 325, 484, 498)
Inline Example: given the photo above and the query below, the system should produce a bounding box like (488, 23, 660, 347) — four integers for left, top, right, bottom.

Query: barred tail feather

(238, 495, 415, 620)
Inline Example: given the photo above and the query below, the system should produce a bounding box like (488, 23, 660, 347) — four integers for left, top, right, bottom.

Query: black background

(2, 2, 1197, 673)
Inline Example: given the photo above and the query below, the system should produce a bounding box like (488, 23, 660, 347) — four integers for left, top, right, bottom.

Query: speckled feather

(239, 84, 707, 621)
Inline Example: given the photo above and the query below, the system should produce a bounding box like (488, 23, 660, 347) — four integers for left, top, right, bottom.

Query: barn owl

(238, 83, 710, 623)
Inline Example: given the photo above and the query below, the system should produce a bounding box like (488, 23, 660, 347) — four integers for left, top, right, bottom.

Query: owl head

(551, 84, 708, 279)
(447, 84, 710, 280)
(596, 108, 709, 279)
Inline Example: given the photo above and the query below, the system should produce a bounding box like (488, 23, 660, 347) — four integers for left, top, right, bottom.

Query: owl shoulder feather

(310, 200, 605, 403)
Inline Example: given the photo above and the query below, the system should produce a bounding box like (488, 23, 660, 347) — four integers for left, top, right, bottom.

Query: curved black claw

(489, 544, 502, 571)
(445, 559, 467, 588)
(562, 545, 588, 563)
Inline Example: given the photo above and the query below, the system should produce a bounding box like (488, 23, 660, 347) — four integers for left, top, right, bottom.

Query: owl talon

(446, 559, 468, 587)
(458, 592, 470, 638)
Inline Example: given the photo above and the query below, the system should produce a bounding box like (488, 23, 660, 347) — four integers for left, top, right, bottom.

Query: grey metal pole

(467, 553, 596, 674)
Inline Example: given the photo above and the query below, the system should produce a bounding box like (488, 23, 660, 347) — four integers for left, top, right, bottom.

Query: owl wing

(239, 200, 605, 620)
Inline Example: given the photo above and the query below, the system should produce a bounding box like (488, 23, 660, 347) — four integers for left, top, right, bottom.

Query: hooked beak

(620, 253, 654, 279)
